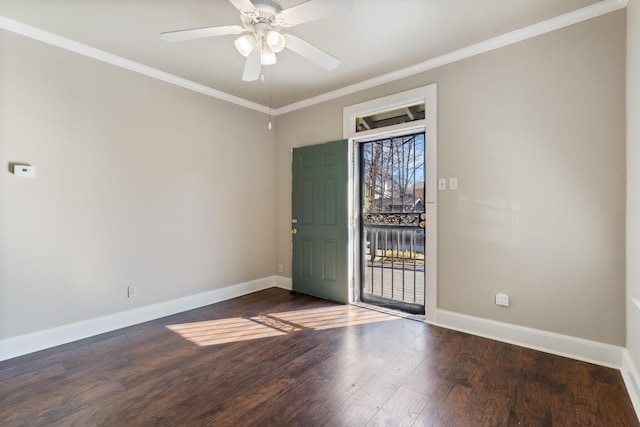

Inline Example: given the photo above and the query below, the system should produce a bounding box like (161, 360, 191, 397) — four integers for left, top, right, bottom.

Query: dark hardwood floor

(0, 287, 637, 426)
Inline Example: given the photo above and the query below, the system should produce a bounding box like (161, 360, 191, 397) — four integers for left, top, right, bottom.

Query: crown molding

(0, 0, 627, 116)
(0, 16, 270, 114)
(274, 0, 627, 115)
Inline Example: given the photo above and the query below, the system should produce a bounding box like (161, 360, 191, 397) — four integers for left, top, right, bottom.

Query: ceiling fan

(161, 0, 352, 82)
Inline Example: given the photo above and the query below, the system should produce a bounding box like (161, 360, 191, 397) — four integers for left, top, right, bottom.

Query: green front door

(292, 140, 349, 303)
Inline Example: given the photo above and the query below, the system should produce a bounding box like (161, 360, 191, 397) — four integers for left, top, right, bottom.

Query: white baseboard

(622, 350, 640, 420)
(434, 309, 624, 369)
(0, 275, 288, 362)
(275, 275, 292, 290)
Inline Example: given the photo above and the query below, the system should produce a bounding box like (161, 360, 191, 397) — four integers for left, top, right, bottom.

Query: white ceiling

(0, 0, 606, 110)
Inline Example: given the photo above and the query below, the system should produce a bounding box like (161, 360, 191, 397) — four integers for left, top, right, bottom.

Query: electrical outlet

(495, 293, 509, 307)
(277, 264, 283, 273)
(128, 285, 137, 298)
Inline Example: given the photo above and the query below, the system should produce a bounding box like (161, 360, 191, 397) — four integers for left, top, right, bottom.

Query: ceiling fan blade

(284, 34, 340, 71)
(278, 0, 353, 27)
(161, 25, 245, 42)
(242, 41, 262, 81)
(228, 0, 256, 13)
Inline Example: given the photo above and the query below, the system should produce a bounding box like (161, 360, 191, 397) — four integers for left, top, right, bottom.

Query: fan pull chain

(268, 69, 273, 130)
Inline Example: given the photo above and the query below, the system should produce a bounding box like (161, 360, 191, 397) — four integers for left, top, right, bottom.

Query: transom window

(355, 102, 425, 132)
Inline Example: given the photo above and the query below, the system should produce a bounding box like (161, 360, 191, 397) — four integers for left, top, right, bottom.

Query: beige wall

(0, 31, 276, 339)
(0, 8, 629, 349)
(627, 0, 640, 370)
(276, 11, 626, 345)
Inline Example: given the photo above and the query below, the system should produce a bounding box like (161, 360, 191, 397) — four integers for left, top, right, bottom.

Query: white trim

(275, 0, 627, 115)
(434, 309, 624, 369)
(275, 275, 293, 290)
(0, 16, 270, 114)
(0, 276, 287, 362)
(622, 350, 640, 420)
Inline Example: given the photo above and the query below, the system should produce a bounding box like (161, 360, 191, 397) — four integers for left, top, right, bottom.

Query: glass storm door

(360, 133, 426, 314)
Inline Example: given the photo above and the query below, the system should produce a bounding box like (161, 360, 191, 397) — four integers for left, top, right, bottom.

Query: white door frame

(343, 84, 437, 323)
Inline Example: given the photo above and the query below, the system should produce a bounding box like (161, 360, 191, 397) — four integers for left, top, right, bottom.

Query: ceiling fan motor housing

(241, 0, 283, 27)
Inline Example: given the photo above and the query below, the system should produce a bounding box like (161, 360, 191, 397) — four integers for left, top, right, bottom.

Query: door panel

(292, 140, 348, 303)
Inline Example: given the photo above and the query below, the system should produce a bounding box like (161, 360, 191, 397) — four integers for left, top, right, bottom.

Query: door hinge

(349, 215, 355, 226)
(348, 151, 353, 162)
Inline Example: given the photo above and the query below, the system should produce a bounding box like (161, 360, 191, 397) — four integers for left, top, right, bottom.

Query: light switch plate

(438, 178, 447, 190)
(495, 293, 509, 307)
(449, 177, 458, 190)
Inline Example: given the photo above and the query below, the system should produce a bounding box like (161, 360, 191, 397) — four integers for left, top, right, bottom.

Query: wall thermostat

(14, 165, 35, 177)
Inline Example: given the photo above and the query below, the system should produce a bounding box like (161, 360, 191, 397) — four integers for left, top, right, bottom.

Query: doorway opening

(343, 84, 437, 321)
(359, 133, 426, 315)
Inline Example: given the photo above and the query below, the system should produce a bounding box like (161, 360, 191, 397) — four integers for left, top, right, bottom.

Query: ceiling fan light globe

(261, 44, 277, 65)
(265, 30, 286, 53)
(234, 33, 256, 57)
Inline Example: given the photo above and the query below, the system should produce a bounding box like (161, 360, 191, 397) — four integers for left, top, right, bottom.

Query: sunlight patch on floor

(166, 305, 399, 346)
(270, 305, 399, 330)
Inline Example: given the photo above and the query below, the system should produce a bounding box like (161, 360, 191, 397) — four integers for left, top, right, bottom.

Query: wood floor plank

(328, 331, 430, 425)
(366, 385, 429, 426)
(0, 287, 637, 427)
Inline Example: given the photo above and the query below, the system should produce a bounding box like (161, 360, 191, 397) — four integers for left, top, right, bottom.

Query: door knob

(291, 229, 298, 234)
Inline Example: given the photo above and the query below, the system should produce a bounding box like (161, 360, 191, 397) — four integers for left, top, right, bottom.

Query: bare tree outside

(362, 134, 425, 213)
